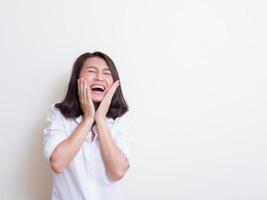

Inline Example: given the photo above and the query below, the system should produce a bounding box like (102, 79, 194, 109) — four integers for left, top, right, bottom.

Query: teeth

(91, 84, 105, 90)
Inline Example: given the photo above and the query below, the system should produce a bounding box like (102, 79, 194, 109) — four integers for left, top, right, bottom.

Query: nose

(94, 72, 104, 81)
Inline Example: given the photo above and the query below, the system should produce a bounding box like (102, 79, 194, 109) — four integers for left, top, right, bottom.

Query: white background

(0, 0, 266, 199)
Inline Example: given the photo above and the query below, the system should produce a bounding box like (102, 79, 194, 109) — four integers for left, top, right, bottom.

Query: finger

(85, 81, 91, 102)
(86, 87, 91, 102)
(78, 79, 81, 100)
(104, 80, 120, 101)
(81, 78, 84, 102)
(83, 79, 87, 103)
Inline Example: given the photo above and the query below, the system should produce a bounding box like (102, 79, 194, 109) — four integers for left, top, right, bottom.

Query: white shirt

(43, 104, 134, 200)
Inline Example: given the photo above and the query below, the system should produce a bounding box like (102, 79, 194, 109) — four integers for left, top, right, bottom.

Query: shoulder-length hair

(55, 51, 129, 120)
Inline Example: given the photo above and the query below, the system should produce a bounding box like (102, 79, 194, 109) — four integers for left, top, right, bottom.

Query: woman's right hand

(77, 78, 95, 121)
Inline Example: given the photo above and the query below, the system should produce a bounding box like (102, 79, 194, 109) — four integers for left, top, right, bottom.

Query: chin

(92, 97, 104, 102)
(91, 91, 106, 103)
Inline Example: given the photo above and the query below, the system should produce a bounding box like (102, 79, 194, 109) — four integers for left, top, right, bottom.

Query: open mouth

(91, 84, 105, 94)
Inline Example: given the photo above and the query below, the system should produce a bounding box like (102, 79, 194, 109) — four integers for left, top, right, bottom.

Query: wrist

(82, 116, 94, 124)
(95, 117, 106, 124)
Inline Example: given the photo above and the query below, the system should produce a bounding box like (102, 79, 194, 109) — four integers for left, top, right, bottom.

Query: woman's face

(79, 57, 114, 103)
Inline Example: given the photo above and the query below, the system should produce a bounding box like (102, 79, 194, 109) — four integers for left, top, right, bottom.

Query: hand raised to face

(78, 78, 120, 122)
(77, 78, 95, 121)
(95, 80, 120, 122)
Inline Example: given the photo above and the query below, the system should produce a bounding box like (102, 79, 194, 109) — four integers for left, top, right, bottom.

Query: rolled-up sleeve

(43, 104, 68, 162)
(113, 112, 135, 169)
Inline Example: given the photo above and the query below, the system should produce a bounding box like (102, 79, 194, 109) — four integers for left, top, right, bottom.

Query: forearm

(96, 119, 129, 181)
(49, 117, 94, 173)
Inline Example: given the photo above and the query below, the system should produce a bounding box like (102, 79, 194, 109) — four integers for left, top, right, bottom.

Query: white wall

(0, 0, 266, 199)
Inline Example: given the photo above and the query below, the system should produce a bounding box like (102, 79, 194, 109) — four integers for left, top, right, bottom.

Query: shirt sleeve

(113, 111, 135, 169)
(43, 104, 68, 162)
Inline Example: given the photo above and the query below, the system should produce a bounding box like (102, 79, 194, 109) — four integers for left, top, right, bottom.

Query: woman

(43, 52, 134, 200)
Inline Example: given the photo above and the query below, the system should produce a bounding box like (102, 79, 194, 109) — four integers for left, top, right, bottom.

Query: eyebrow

(86, 66, 110, 71)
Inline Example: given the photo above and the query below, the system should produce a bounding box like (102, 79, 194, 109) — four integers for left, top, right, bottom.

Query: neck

(93, 102, 100, 110)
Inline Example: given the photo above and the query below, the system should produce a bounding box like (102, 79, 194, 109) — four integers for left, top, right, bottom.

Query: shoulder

(46, 102, 65, 121)
(115, 111, 133, 124)
(112, 111, 134, 132)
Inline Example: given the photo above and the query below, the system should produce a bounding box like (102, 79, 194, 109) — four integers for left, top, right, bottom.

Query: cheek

(107, 79, 114, 89)
(80, 74, 94, 82)
(79, 77, 93, 88)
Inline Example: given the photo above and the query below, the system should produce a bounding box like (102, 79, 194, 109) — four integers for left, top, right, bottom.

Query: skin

(49, 57, 129, 181)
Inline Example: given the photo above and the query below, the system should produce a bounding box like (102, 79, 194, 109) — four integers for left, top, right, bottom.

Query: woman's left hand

(95, 80, 120, 122)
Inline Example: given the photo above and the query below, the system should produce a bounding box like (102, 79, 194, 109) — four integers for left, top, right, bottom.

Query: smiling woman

(80, 57, 114, 103)
(43, 51, 134, 200)
(55, 52, 129, 119)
